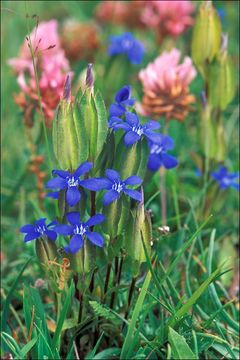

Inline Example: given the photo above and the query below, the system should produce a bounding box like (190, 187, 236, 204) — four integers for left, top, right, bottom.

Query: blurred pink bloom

(138, 48, 197, 121)
(8, 20, 71, 127)
(141, 0, 194, 37)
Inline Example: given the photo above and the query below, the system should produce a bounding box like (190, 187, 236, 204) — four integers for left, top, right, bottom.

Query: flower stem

(160, 167, 167, 226)
(117, 253, 124, 285)
(123, 277, 137, 326)
(103, 262, 112, 298)
(110, 256, 119, 309)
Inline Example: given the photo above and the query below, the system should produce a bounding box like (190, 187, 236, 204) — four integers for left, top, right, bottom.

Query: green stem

(24, 3, 52, 170)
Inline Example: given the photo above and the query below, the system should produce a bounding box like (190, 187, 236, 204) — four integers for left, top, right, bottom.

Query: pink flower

(8, 20, 71, 127)
(138, 48, 197, 122)
(141, 0, 194, 37)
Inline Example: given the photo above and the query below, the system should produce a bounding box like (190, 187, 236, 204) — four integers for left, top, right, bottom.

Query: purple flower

(45, 161, 93, 207)
(109, 112, 162, 147)
(81, 169, 142, 206)
(20, 218, 57, 242)
(211, 166, 239, 191)
(147, 135, 178, 172)
(108, 32, 144, 65)
(109, 85, 135, 117)
(54, 212, 105, 254)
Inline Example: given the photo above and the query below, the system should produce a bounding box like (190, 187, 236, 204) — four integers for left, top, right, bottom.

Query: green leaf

(168, 327, 196, 359)
(1, 257, 33, 333)
(168, 264, 223, 328)
(52, 281, 74, 350)
(20, 336, 38, 357)
(120, 269, 152, 359)
(93, 348, 121, 359)
(85, 332, 104, 360)
(94, 90, 108, 158)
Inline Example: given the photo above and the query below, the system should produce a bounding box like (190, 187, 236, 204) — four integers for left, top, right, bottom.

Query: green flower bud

(114, 137, 149, 179)
(75, 64, 108, 164)
(52, 75, 88, 170)
(191, 1, 221, 66)
(124, 194, 152, 266)
(208, 36, 236, 110)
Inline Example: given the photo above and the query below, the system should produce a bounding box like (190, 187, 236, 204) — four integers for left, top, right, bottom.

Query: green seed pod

(114, 137, 149, 179)
(75, 64, 108, 164)
(124, 198, 152, 265)
(68, 241, 96, 279)
(200, 104, 218, 159)
(191, 1, 221, 66)
(35, 237, 58, 265)
(52, 75, 88, 170)
(208, 50, 236, 110)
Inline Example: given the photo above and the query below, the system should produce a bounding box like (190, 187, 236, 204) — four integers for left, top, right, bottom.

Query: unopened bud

(86, 63, 94, 89)
(191, 1, 221, 65)
(63, 74, 71, 101)
(221, 33, 228, 54)
(35, 237, 57, 266)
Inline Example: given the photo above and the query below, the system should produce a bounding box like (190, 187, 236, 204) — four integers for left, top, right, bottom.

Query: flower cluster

(95, 1, 194, 38)
(138, 48, 196, 122)
(141, 1, 194, 39)
(8, 20, 70, 127)
(60, 20, 100, 63)
(211, 166, 239, 191)
(109, 85, 178, 171)
(108, 32, 144, 65)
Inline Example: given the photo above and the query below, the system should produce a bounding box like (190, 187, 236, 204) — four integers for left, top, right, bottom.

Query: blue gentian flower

(54, 212, 105, 254)
(109, 85, 135, 117)
(20, 218, 57, 242)
(211, 166, 239, 191)
(147, 135, 178, 172)
(109, 112, 162, 147)
(45, 161, 93, 207)
(81, 169, 142, 205)
(108, 32, 144, 65)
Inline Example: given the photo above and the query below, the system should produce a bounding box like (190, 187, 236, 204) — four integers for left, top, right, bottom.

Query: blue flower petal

(144, 131, 162, 144)
(147, 154, 162, 172)
(46, 191, 59, 199)
(161, 153, 178, 169)
(144, 120, 160, 130)
(86, 231, 104, 247)
(69, 234, 84, 253)
(80, 178, 112, 191)
(105, 169, 120, 182)
(45, 230, 57, 241)
(74, 161, 93, 178)
(124, 189, 142, 202)
(66, 212, 81, 225)
(115, 85, 131, 103)
(124, 131, 140, 146)
(35, 218, 46, 227)
(103, 189, 120, 206)
(109, 103, 126, 117)
(54, 224, 73, 236)
(45, 177, 67, 190)
(20, 224, 35, 233)
(24, 231, 40, 242)
(162, 135, 174, 150)
(86, 214, 105, 227)
(108, 116, 123, 127)
(66, 187, 80, 207)
(125, 112, 139, 127)
(52, 170, 69, 178)
(112, 123, 131, 131)
(124, 175, 142, 185)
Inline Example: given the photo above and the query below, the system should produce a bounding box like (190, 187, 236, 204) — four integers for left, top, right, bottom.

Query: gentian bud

(52, 75, 88, 170)
(124, 190, 152, 276)
(75, 64, 108, 163)
(86, 63, 94, 90)
(208, 34, 236, 111)
(191, 1, 221, 66)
